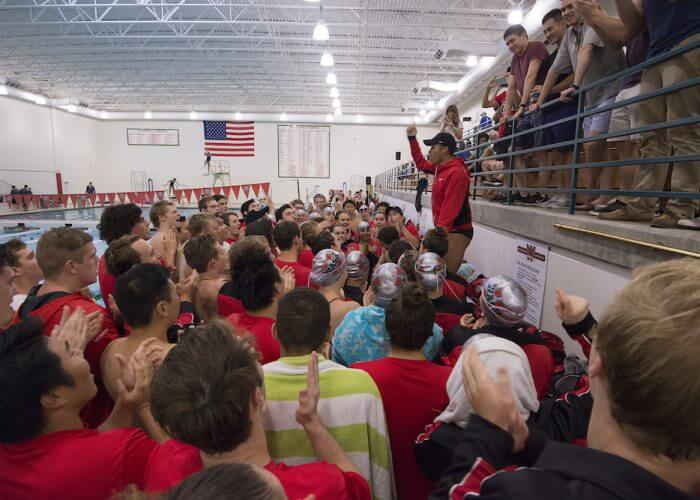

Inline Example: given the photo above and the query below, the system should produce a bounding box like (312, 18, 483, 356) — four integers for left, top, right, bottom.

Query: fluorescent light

(280, 112, 288, 121)
(326, 113, 333, 122)
(0, 86, 8, 95)
(334, 108, 342, 116)
(413, 115, 419, 123)
(144, 110, 152, 119)
(329, 86, 339, 98)
(313, 19, 329, 41)
(100, 110, 108, 119)
(331, 98, 341, 108)
(325, 71, 337, 85)
(355, 114, 364, 123)
(66, 104, 77, 113)
(508, 9, 523, 24)
(234, 111, 242, 120)
(189, 110, 197, 120)
(427, 100, 435, 109)
(34, 96, 47, 105)
(320, 52, 334, 67)
(419, 109, 426, 116)
(466, 55, 478, 67)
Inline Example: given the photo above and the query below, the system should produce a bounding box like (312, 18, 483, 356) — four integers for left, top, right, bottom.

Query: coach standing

(407, 126, 472, 273)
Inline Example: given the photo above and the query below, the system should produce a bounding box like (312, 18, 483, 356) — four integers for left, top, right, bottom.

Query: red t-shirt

(0, 428, 157, 500)
(145, 440, 371, 500)
(511, 41, 548, 96)
(217, 294, 245, 317)
(495, 91, 508, 138)
(346, 240, 382, 257)
(97, 255, 116, 303)
(226, 311, 279, 364)
(274, 258, 311, 288)
(402, 221, 419, 240)
(352, 357, 451, 500)
(298, 248, 314, 269)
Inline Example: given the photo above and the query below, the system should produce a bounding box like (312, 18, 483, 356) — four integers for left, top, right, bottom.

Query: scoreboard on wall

(127, 128, 180, 146)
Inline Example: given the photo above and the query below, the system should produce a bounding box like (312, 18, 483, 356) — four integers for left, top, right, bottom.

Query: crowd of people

(457, 0, 698, 230)
(0, 185, 697, 500)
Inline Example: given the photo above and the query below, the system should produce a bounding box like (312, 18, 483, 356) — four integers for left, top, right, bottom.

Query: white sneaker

(677, 216, 700, 230)
(548, 196, 570, 209)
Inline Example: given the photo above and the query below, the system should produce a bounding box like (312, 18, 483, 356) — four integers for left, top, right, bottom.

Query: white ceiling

(0, 0, 537, 114)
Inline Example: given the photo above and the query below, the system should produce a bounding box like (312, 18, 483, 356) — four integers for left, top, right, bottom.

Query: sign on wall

(278, 125, 330, 178)
(513, 238, 549, 328)
(127, 128, 180, 146)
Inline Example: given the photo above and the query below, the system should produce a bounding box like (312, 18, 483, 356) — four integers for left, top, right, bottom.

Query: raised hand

(177, 270, 198, 303)
(280, 266, 296, 294)
(461, 347, 528, 452)
(406, 125, 417, 137)
(163, 229, 178, 259)
(295, 352, 321, 427)
(115, 352, 154, 410)
(50, 307, 97, 352)
(554, 289, 590, 325)
(459, 313, 486, 330)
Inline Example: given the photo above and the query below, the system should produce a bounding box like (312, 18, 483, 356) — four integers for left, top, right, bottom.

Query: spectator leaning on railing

(537, 0, 626, 212)
(578, 0, 700, 230)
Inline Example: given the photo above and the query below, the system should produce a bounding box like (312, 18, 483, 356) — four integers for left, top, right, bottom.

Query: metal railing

(376, 39, 700, 215)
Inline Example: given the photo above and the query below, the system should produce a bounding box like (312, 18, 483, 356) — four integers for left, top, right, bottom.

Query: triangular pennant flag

(228, 185, 237, 199)
(68, 194, 79, 207)
(242, 185, 250, 198)
(117, 193, 127, 203)
(173, 189, 183, 202)
(59, 195, 69, 207)
(251, 183, 261, 197)
(147, 191, 156, 204)
(212, 186, 222, 196)
(157, 191, 165, 201)
(12, 194, 22, 206)
(261, 183, 270, 196)
(6, 195, 13, 208)
(183, 189, 193, 203)
(193, 188, 203, 200)
(32, 195, 42, 208)
(87, 194, 97, 206)
(48, 195, 59, 207)
(22, 194, 33, 208)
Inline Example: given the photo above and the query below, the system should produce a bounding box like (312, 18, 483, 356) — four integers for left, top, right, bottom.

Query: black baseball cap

(423, 132, 457, 154)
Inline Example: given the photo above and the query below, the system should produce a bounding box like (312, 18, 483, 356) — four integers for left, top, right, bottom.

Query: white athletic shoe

(677, 216, 700, 230)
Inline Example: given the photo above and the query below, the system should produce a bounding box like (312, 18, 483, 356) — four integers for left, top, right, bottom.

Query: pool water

(0, 206, 199, 221)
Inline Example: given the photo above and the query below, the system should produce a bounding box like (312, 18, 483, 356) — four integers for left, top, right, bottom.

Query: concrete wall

(378, 190, 632, 357)
(0, 95, 437, 202)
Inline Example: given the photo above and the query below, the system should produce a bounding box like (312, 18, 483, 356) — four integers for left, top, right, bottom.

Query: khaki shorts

(608, 83, 641, 143)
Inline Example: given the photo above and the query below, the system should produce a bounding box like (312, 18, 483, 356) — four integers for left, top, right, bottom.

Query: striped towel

(263, 354, 395, 500)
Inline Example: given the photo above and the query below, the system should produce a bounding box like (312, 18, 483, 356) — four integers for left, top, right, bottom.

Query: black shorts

(542, 101, 577, 151)
(512, 111, 545, 150)
(450, 227, 474, 240)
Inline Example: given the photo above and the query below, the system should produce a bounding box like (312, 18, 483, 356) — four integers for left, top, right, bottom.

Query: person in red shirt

(221, 211, 243, 245)
(0, 243, 18, 328)
(146, 322, 371, 500)
(0, 314, 160, 500)
(406, 128, 472, 274)
(167, 462, 287, 499)
(387, 206, 419, 248)
(16, 228, 119, 428)
(420, 228, 468, 302)
(225, 238, 292, 364)
(273, 221, 311, 287)
(97, 204, 151, 304)
(298, 220, 320, 268)
(352, 283, 451, 500)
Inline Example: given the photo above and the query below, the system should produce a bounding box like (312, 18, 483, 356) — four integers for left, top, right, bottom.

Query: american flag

(203, 121, 255, 157)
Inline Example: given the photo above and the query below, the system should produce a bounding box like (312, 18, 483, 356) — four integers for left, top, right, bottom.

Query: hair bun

(402, 283, 427, 309)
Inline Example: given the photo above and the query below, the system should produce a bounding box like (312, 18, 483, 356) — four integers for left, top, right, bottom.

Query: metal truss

(0, 0, 535, 113)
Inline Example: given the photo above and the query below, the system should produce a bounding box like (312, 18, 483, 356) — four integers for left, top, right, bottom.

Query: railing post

(568, 92, 586, 214)
(506, 118, 517, 205)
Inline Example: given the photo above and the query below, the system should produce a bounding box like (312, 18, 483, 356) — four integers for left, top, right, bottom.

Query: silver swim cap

(346, 251, 370, 281)
(479, 275, 528, 327)
(371, 263, 408, 308)
(309, 249, 346, 287)
(415, 252, 447, 292)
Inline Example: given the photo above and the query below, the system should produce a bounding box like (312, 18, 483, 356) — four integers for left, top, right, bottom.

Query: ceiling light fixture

(329, 86, 339, 98)
(419, 109, 426, 116)
(34, 96, 47, 105)
(0, 86, 8, 95)
(508, 9, 523, 24)
(234, 111, 242, 120)
(280, 112, 288, 121)
(427, 100, 435, 109)
(100, 110, 108, 119)
(331, 98, 341, 108)
(66, 104, 77, 113)
(189, 110, 197, 120)
(326, 113, 333, 122)
(144, 110, 152, 119)
(334, 108, 342, 116)
(320, 52, 334, 67)
(325, 71, 337, 85)
(466, 55, 478, 67)
(313, 19, 329, 41)
(355, 114, 364, 123)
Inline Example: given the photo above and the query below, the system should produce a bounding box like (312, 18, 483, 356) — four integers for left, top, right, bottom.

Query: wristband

(570, 83, 580, 90)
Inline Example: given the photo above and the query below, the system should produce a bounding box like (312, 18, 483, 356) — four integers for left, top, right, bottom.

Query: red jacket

(409, 136, 472, 233)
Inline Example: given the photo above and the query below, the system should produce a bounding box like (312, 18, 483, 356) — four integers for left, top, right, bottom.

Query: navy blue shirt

(644, 0, 700, 58)
(620, 32, 649, 89)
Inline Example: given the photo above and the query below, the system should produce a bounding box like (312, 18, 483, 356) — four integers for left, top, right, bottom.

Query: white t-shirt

(11, 294, 27, 312)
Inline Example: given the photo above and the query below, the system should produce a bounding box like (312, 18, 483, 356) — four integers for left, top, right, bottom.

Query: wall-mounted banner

(514, 238, 549, 328)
